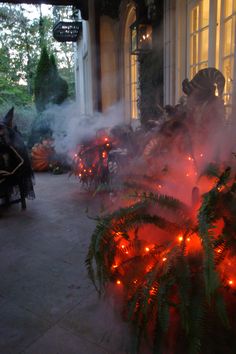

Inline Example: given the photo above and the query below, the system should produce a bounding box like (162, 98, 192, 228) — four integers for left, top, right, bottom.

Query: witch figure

(0, 107, 35, 209)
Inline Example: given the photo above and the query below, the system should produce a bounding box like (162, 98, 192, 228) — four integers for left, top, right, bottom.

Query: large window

(218, 0, 236, 111)
(188, 0, 236, 114)
(124, 5, 139, 121)
(189, 0, 210, 77)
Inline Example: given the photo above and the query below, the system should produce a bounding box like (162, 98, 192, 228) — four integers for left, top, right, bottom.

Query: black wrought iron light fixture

(130, 19, 152, 55)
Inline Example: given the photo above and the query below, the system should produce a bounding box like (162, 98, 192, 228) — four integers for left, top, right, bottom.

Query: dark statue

(0, 107, 35, 209)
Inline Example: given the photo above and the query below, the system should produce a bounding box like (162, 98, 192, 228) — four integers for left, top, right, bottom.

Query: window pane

(223, 57, 233, 104)
(130, 54, 138, 119)
(215, 0, 221, 68)
(190, 34, 198, 65)
(224, 19, 233, 56)
(200, 29, 209, 61)
(224, 0, 233, 17)
(190, 66, 198, 78)
(201, 0, 210, 28)
(191, 6, 199, 32)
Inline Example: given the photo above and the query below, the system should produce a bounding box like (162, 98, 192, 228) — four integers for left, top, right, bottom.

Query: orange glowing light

(106, 143, 110, 147)
(187, 237, 191, 242)
(158, 184, 162, 189)
(79, 173, 82, 177)
(150, 287, 156, 295)
(112, 264, 118, 269)
(146, 265, 152, 271)
(125, 251, 129, 254)
(228, 280, 234, 286)
(89, 169, 92, 173)
(216, 248, 221, 253)
(200, 153, 203, 157)
(83, 169, 86, 172)
(102, 152, 107, 158)
(162, 257, 167, 262)
(104, 137, 108, 142)
(145, 247, 150, 252)
(186, 173, 190, 177)
(116, 280, 121, 285)
(178, 235, 183, 242)
(121, 245, 125, 249)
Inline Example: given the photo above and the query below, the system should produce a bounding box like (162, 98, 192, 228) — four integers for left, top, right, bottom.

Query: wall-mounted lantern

(130, 19, 152, 55)
(53, 21, 82, 42)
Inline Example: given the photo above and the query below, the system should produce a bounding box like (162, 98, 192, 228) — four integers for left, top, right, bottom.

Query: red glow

(116, 280, 121, 285)
(145, 247, 150, 252)
(162, 257, 167, 262)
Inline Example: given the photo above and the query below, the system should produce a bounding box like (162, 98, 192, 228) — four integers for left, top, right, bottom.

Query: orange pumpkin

(31, 140, 55, 171)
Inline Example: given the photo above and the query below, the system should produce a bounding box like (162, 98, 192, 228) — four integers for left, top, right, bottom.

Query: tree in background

(49, 53, 68, 105)
(0, 4, 75, 107)
(29, 46, 68, 146)
(0, 3, 75, 144)
(34, 46, 68, 112)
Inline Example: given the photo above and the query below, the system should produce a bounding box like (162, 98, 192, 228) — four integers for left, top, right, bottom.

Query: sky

(21, 3, 52, 19)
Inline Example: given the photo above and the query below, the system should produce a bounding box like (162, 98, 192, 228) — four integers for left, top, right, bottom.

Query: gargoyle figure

(0, 107, 34, 209)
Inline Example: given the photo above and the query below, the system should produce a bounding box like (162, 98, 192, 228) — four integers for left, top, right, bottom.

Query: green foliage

(0, 4, 74, 107)
(86, 168, 236, 353)
(34, 46, 68, 112)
